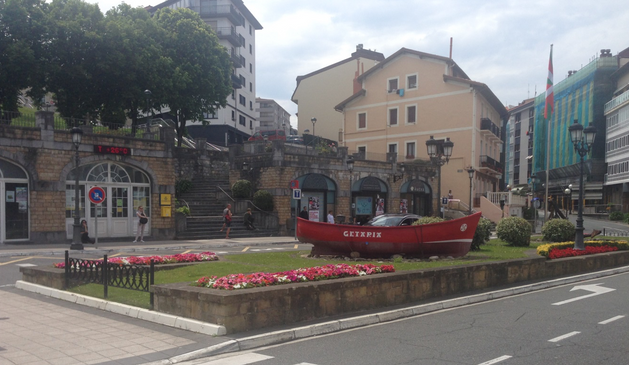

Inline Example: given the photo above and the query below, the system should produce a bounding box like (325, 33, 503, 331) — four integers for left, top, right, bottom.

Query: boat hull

(297, 212, 482, 258)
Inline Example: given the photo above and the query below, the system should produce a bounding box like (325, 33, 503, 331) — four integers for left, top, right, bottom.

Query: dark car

(363, 214, 421, 227)
(286, 135, 304, 145)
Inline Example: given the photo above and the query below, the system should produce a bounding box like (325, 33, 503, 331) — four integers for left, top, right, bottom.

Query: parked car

(248, 129, 286, 141)
(286, 135, 304, 145)
(363, 214, 421, 227)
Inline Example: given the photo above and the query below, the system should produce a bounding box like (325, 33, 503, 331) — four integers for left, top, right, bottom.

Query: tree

(44, 0, 106, 119)
(0, 0, 47, 112)
(153, 8, 232, 146)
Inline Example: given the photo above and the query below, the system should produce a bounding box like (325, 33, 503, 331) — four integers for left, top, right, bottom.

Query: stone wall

(152, 251, 629, 334)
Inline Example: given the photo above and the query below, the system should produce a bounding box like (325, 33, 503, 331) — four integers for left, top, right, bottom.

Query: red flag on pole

(544, 45, 554, 119)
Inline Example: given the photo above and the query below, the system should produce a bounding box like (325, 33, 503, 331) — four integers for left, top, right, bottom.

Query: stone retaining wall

(152, 251, 629, 334)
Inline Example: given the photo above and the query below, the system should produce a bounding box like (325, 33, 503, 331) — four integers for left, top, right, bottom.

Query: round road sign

(88, 186, 106, 205)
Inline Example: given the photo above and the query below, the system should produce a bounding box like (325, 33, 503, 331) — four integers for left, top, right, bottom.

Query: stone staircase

(176, 177, 278, 240)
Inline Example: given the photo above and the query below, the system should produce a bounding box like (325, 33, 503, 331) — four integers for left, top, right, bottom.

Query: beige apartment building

(291, 45, 385, 142)
(335, 48, 508, 209)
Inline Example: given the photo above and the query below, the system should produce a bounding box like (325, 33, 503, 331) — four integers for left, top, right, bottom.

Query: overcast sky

(90, 0, 629, 128)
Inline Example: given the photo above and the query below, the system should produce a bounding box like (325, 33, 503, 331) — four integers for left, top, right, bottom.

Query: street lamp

(426, 136, 454, 218)
(531, 174, 539, 232)
(144, 89, 152, 133)
(310, 117, 317, 137)
(70, 127, 83, 250)
(392, 163, 405, 183)
(568, 119, 597, 250)
(467, 167, 475, 214)
(347, 157, 355, 223)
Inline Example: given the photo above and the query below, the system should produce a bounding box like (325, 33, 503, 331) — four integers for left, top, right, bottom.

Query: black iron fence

(64, 251, 154, 309)
(602, 228, 629, 237)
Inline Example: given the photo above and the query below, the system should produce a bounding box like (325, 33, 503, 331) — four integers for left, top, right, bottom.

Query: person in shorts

(220, 204, 232, 238)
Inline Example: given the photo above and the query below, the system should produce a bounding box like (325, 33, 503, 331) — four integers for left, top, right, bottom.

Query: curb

(142, 264, 629, 364)
(14, 280, 227, 336)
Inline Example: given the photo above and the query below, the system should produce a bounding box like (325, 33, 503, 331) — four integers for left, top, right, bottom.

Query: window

(239, 115, 246, 126)
(249, 63, 252, 73)
(407, 74, 417, 89)
(239, 34, 245, 47)
(239, 95, 246, 106)
(231, 110, 235, 121)
(249, 44, 252, 54)
(388, 108, 398, 126)
(406, 142, 416, 159)
(204, 111, 217, 119)
(358, 112, 367, 129)
(249, 101, 253, 110)
(240, 55, 245, 67)
(357, 146, 366, 159)
(388, 144, 397, 154)
(249, 82, 252, 92)
(249, 25, 252, 35)
(406, 105, 416, 124)
(240, 75, 245, 85)
(388, 78, 398, 92)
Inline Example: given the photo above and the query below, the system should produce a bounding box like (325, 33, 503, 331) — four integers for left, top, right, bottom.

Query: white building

(149, 0, 262, 146)
(255, 98, 291, 135)
(505, 98, 535, 187)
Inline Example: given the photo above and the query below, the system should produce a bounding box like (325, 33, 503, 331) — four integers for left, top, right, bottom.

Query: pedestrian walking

(327, 210, 335, 224)
(134, 206, 148, 243)
(299, 206, 309, 220)
(220, 204, 232, 238)
(244, 208, 256, 230)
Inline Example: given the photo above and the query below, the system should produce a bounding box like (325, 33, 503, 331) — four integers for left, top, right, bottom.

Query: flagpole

(543, 44, 553, 225)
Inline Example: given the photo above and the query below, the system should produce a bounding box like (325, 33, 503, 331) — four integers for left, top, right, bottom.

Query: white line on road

(198, 353, 273, 364)
(599, 315, 625, 324)
(549, 331, 580, 343)
(478, 355, 512, 365)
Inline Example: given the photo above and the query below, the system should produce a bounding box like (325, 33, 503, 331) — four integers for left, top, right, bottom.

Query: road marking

(478, 355, 512, 365)
(215, 251, 228, 254)
(109, 253, 123, 258)
(294, 244, 298, 249)
(549, 331, 580, 342)
(552, 283, 615, 305)
(0, 257, 33, 266)
(242, 247, 250, 252)
(16, 263, 37, 267)
(182, 249, 192, 254)
(599, 315, 625, 324)
(197, 353, 273, 364)
(0, 284, 15, 288)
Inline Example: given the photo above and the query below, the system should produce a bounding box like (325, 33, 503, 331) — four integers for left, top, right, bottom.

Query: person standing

(134, 206, 148, 243)
(220, 203, 232, 238)
(327, 210, 335, 224)
(80, 219, 95, 244)
(244, 208, 256, 230)
(299, 206, 309, 220)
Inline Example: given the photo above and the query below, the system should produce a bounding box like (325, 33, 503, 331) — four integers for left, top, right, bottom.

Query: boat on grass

(297, 212, 482, 258)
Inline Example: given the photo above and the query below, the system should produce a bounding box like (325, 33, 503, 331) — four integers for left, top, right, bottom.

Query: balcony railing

(199, 4, 244, 26)
(480, 117, 501, 139)
(231, 74, 242, 89)
(604, 89, 629, 114)
(230, 49, 242, 68)
(216, 27, 241, 47)
(479, 155, 503, 174)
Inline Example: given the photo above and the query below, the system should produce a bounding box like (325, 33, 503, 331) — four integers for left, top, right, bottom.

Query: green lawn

(67, 238, 545, 309)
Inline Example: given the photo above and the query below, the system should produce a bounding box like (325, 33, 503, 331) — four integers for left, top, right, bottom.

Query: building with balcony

(505, 98, 535, 187)
(604, 47, 629, 212)
(291, 44, 385, 142)
(255, 98, 291, 136)
(334, 47, 508, 212)
(532, 49, 619, 212)
(149, 0, 262, 147)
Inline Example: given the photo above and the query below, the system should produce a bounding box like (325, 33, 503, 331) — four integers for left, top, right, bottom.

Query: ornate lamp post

(310, 117, 317, 138)
(426, 136, 454, 218)
(70, 127, 84, 250)
(568, 119, 597, 250)
(467, 167, 475, 214)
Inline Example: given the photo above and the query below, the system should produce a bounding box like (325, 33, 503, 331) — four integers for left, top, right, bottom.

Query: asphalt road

(197, 272, 629, 365)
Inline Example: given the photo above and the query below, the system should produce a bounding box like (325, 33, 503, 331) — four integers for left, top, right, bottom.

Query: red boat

(297, 212, 482, 258)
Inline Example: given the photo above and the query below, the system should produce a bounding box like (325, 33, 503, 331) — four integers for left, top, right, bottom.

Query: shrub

(471, 217, 492, 251)
(541, 219, 575, 242)
(253, 190, 274, 211)
(232, 180, 252, 198)
(176, 206, 190, 216)
(609, 211, 624, 221)
(175, 179, 192, 197)
(496, 217, 531, 247)
(412, 216, 445, 225)
(523, 206, 537, 220)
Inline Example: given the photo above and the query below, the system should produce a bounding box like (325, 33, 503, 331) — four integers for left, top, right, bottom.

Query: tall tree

(45, 0, 106, 119)
(0, 0, 47, 111)
(153, 8, 232, 146)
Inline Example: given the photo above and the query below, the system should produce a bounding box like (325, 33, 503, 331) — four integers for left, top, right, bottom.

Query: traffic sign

(88, 186, 106, 205)
(289, 180, 299, 189)
(292, 189, 302, 199)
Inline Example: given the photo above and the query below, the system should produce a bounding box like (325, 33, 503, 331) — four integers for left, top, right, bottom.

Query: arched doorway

(351, 176, 388, 225)
(400, 179, 432, 216)
(0, 159, 29, 242)
(65, 162, 151, 239)
(291, 173, 337, 222)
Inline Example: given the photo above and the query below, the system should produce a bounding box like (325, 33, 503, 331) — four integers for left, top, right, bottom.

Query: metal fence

(64, 251, 154, 309)
(602, 228, 629, 237)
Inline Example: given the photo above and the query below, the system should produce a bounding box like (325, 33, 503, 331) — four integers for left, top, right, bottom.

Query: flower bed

(537, 240, 629, 259)
(195, 263, 395, 290)
(53, 252, 218, 268)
